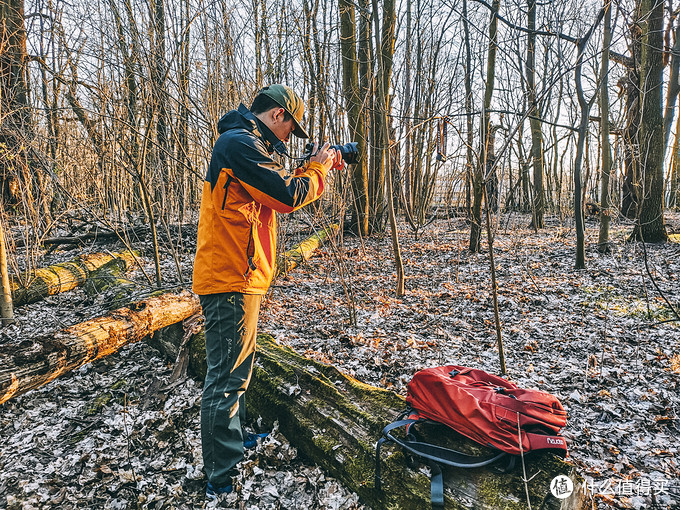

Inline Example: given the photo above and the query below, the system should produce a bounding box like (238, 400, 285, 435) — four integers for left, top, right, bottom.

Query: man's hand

(309, 142, 344, 172)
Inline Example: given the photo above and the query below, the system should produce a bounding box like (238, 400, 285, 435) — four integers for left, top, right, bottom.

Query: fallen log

(0, 228, 333, 404)
(0, 290, 200, 405)
(151, 327, 588, 510)
(40, 226, 150, 247)
(275, 224, 339, 277)
(11, 251, 139, 306)
(82, 256, 138, 309)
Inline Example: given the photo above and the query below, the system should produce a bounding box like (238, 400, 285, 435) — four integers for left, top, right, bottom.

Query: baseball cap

(258, 84, 309, 138)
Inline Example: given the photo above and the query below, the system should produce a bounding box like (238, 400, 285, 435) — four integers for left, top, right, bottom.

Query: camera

(304, 141, 359, 165)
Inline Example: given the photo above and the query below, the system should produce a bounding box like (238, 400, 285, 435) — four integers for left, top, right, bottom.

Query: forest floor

(0, 212, 679, 510)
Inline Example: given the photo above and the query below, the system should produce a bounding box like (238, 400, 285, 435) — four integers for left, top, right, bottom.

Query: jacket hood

(217, 103, 287, 156)
(217, 104, 257, 134)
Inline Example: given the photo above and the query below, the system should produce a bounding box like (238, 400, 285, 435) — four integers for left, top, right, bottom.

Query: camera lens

(331, 142, 359, 165)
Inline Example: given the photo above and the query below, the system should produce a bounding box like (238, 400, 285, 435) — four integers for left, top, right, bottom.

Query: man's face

(269, 108, 297, 143)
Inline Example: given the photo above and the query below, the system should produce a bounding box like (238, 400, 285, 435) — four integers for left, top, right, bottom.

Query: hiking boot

(243, 432, 269, 449)
(206, 481, 233, 499)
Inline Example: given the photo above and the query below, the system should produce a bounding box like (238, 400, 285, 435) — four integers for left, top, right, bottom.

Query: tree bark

(41, 225, 150, 247)
(339, 0, 369, 236)
(597, 0, 613, 253)
(463, 0, 474, 221)
(631, 0, 668, 242)
(0, 217, 14, 325)
(371, 0, 403, 296)
(671, 113, 680, 209)
(0, 0, 32, 206)
(11, 251, 138, 306)
(0, 0, 29, 131)
(470, 0, 500, 253)
(573, 12, 606, 269)
(621, 26, 642, 220)
(663, 13, 680, 153)
(0, 290, 200, 405)
(527, 0, 545, 228)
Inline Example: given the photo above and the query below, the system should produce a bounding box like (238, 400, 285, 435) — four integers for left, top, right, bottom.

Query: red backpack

(376, 366, 568, 508)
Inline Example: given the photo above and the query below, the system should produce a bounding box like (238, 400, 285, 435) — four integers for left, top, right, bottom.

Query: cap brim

(292, 120, 309, 139)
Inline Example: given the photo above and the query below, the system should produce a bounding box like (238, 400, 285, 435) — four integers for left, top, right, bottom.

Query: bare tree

(470, 0, 500, 253)
(526, 0, 546, 228)
(339, 0, 369, 235)
(631, 0, 669, 242)
(0, 215, 14, 325)
(1, 0, 31, 206)
(597, 0, 614, 253)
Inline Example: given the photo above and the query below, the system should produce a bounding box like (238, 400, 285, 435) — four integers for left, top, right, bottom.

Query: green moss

(611, 300, 680, 321)
(110, 379, 127, 391)
(476, 474, 524, 509)
(188, 332, 207, 380)
(67, 429, 90, 445)
(86, 379, 128, 415)
(578, 286, 678, 324)
(87, 392, 113, 415)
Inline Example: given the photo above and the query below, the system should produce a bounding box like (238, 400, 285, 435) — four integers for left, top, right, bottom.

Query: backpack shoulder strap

(376, 417, 509, 509)
(375, 418, 419, 490)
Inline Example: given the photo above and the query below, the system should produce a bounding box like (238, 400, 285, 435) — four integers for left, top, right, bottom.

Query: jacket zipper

(221, 176, 233, 210)
(243, 223, 257, 278)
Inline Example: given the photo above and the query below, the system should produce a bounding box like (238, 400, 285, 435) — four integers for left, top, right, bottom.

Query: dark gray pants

(199, 292, 260, 487)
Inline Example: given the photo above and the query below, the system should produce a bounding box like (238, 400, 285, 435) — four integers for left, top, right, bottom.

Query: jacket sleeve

(225, 134, 327, 213)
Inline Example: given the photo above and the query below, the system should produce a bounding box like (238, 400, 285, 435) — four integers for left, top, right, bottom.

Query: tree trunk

(597, 0, 613, 253)
(671, 113, 680, 209)
(0, 0, 29, 131)
(663, 14, 680, 153)
(0, 291, 200, 405)
(631, 0, 668, 242)
(470, 0, 500, 253)
(527, 0, 545, 229)
(339, 0, 369, 236)
(573, 10, 606, 269)
(402, 0, 413, 216)
(372, 0, 403, 296)
(177, 0, 192, 223)
(0, 217, 14, 325)
(151, 0, 170, 201)
(463, 0, 474, 220)
(621, 27, 642, 220)
(11, 251, 138, 306)
(0, 0, 32, 206)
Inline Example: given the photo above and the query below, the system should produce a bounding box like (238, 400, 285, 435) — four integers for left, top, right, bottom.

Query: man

(192, 84, 342, 498)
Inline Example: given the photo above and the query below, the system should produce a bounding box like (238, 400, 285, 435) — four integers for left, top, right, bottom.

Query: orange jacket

(192, 105, 327, 295)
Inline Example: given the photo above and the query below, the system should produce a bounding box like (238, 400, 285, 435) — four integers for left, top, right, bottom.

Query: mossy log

(275, 224, 339, 277)
(0, 290, 200, 404)
(152, 326, 588, 510)
(11, 251, 139, 306)
(82, 257, 139, 309)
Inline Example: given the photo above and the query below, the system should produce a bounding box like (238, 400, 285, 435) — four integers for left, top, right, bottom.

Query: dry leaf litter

(0, 213, 678, 509)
